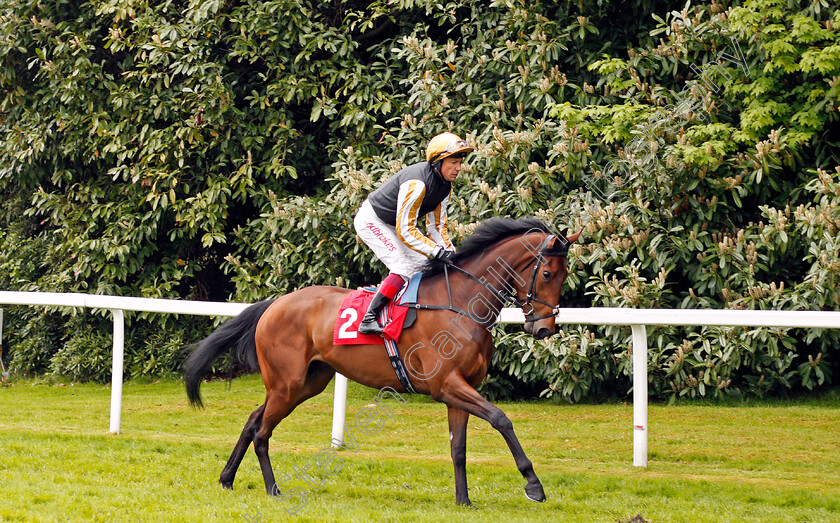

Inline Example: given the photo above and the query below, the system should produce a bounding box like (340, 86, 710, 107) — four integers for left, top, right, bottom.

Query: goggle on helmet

(426, 132, 473, 164)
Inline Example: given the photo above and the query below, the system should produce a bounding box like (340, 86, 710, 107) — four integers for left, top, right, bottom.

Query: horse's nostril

(536, 328, 551, 339)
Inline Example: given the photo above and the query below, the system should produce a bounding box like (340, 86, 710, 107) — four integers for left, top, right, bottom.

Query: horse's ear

(565, 229, 582, 244)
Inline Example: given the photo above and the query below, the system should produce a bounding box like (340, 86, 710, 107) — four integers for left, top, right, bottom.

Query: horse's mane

(422, 217, 551, 276)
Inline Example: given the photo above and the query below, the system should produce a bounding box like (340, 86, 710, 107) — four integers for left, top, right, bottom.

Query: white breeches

(354, 200, 431, 277)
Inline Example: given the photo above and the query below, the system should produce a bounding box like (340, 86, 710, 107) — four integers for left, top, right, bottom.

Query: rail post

(330, 374, 348, 448)
(109, 309, 125, 435)
(0, 308, 8, 379)
(631, 324, 648, 467)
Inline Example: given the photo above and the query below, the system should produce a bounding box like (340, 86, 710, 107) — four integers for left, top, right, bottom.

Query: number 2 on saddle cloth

(332, 274, 422, 346)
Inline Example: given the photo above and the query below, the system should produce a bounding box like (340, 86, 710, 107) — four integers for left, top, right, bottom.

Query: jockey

(353, 132, 473, 335)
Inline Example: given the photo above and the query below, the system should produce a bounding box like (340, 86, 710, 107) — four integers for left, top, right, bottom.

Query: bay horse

(183, 217, 580, 507)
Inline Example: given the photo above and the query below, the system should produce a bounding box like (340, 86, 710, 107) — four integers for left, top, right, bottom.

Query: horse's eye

(542, 270, 551, 280)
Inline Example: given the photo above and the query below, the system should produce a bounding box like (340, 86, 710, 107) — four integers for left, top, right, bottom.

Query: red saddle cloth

(333, 289, 410, 346)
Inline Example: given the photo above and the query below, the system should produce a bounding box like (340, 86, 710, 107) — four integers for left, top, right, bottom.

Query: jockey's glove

(434, 249, 456, 265)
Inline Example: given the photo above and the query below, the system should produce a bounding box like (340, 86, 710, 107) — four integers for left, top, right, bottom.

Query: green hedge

(1, 0, 838, 401)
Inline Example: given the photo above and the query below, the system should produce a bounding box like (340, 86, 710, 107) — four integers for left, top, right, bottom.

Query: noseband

(514, 238, 569, 323)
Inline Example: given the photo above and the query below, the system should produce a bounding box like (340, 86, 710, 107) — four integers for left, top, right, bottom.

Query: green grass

(1, 376, 838, 522)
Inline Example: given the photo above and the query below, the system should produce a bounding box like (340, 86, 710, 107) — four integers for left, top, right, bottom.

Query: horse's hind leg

(219, 403, 266, 489)
(253, 362, 336, 495)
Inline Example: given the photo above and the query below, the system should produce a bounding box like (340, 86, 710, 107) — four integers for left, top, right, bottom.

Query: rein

(400, 263, 504, 327)
(400, 237, 569, 328)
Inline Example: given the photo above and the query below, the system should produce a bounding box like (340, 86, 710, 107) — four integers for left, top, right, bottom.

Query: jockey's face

(439, 157, 463, 182)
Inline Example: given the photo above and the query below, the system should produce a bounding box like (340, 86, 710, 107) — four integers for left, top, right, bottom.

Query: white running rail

(2, 291, 839, 466)
(0, 291, 249, 434)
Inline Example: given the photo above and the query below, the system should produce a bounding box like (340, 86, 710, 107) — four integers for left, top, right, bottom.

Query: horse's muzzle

(534, 327, 553, 340)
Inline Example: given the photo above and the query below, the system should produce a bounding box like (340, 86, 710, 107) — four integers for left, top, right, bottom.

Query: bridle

(511, 237, 570, 323)
(404, 234, 569, 328)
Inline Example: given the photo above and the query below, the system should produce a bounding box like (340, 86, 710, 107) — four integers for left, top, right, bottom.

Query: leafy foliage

(1, 0, 838, 398)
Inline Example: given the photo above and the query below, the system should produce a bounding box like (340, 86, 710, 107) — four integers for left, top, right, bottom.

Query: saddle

(332, 274, 421, 346)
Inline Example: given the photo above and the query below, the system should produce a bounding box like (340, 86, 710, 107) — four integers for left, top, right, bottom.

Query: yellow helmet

(426, 132, 473, 163)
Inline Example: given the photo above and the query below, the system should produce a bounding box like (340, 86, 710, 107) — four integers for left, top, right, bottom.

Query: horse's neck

(445, 235, 541, 319)
(462, 237, 535, 292)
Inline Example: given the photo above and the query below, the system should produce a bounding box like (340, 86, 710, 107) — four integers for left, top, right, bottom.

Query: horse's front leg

(447, 405, 475, 507)
(437, 379, 545, 503)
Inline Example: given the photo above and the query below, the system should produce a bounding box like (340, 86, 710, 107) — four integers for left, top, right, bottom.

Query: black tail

(183, 299, 276, 408)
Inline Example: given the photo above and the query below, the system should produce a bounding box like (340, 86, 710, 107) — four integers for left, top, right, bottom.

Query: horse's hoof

(219, 480, 234, 490)
(457, 500, 479, 510)
(524, 484, 546, 503)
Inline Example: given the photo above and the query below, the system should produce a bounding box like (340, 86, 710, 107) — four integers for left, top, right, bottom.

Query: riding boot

(358, 291, 392, 335)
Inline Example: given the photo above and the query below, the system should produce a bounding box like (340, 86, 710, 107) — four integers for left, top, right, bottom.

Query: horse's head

(421, 218, 581, 339)
(515, 229, 580, 340)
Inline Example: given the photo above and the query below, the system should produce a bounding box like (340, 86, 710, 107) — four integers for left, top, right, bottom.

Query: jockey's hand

(434, 249, 456, 265)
